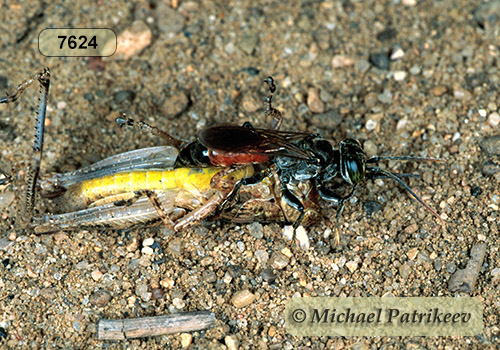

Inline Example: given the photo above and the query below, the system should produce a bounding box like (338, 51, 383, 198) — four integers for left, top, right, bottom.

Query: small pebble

(283, 226, 294, 241)
(331, 55, 354, 68)
(126, 238, 139, 252)
(362, 200, 382, 216)
(180, 333, 193, 348)
(141, 246, 154, 255)
(480, 135, 500, 155)
(89, 289, 111, 307)
(487, 112, 500, 127)
(241, 93, 260, 113)
(225, 335, 239, 350)
(399, 263, 411, 278)
(260, 268, 276, 284)
(365, 119, 377, 131)
(160, 278, 175, 289)
(346, 260, 358, 272)
(402, 0, 417, 6)
(236, 241, 246, 252)
(407, 248, 419, 261)
(393, 70, 407, 81)
(478, 109, 487, 117)
(307, 87, 325, 113)
(404, 224, 418, 234)
(390, 46, 405, 60)
(232, 289, 256, 308)
(238, 33, 259, 55)
(151, 288, 165, 300)
(254, 250, 269, 264)
(377, 89, 393, 104)
(143, 238, 155, 247)
(270, 252, 290, 269)
(108, 21, 152, 60)
(136, 284, 150, 301)
(157, 4, 185, 34)
(409, 65, 421, 75)
(91, 269, 104, 281)
(369, 52, 390, 70)
(172, 297, 186, 309)
(295, 226, 310, 250)
(114, 90, 136, 104)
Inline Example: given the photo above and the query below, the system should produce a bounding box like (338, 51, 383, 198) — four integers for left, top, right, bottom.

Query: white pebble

(478, 109, 487, 117)
(143, 238, 155, 246)
(295, 226, 310, 250)
(365, 119, 377, 131)
(393, 70, 407, 81)
(390, 46, 405, 60)
(282, 226, 294, 241)
(452, 132, 461, 142)
(141, 246, 154, 255)
(488, 112, 500, 127)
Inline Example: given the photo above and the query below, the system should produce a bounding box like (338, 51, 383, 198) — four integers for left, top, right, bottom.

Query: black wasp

(118, 76, 445, 242)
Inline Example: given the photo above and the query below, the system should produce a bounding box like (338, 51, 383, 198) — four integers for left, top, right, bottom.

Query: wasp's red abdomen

(208, 150, 270, 166)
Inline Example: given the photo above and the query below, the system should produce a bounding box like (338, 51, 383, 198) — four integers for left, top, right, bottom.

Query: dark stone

(369, 52, 390, 70)
(261, 268, 276, 284)
(480, 135, 500, 155)
(0, 76, 9, 89)
(114, 90, 136, 104)
(471, 186, 482, 197)
(481, 160, 500, 176)
(376, 28, 397, 41)
(363, 201, 382, 216)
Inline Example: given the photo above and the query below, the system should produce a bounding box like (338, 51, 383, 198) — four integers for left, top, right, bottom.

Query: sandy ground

(0, 0, 499, 348)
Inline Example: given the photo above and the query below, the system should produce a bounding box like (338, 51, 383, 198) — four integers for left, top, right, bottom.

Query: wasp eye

(339, 139, 366, 185)
(344, 157, 365, 185)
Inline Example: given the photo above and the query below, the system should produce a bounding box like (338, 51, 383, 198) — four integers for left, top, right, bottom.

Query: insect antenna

(367, 155, 446, 163)
(366, 166, 445, 227)
(115, 114, 184, 148)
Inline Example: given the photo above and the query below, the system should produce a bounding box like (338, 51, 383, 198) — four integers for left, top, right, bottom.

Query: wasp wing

(199, 125, 316, 160)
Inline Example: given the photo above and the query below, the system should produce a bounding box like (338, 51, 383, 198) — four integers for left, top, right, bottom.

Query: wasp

(118, 77, 445, 243)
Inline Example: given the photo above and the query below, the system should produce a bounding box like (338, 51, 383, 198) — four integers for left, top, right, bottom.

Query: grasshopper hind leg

(0, 68, 51, 226)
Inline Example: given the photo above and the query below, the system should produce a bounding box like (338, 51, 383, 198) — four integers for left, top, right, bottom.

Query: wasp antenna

(368, 167, 445, 227)
(115, 114, 183, 148)
(367, 155, 447, 164)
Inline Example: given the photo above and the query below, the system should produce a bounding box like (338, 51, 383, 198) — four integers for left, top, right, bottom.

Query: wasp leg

(317, 181, 358, 245)
(263, 76, 282, 130)
(0, 68, 51, 225)
(134, 190, 175, 230)
(278, 184, 307, 244)
(115, 114, 183, 149)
